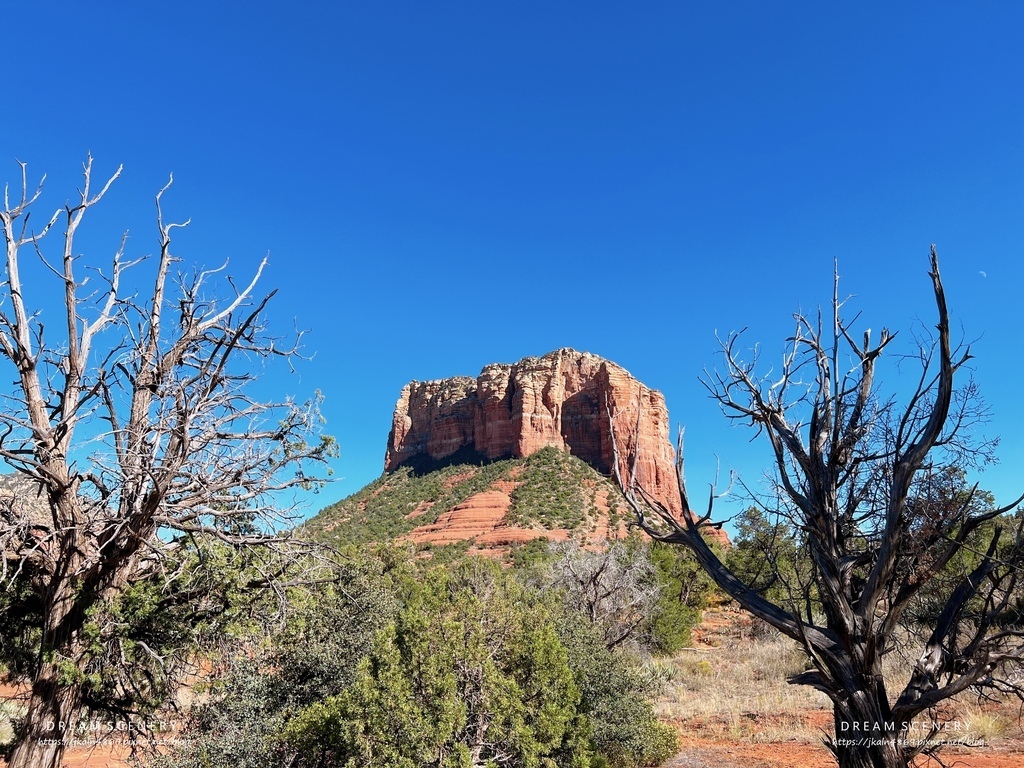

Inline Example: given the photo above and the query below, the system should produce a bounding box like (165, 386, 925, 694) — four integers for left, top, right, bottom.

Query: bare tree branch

(0, 159, 336, 768)
(619, 249, 1023, 768)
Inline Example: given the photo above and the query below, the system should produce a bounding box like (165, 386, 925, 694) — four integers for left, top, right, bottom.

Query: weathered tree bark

(0, 159, 335, 768)
(833, 703, 904, 768)
(616, 250, 1024, 768)
(7, 561, 87, 768)
(7, 662, 83, 768)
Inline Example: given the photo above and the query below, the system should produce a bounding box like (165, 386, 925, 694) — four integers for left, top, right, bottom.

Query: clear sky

(2, 2, 1022, 523)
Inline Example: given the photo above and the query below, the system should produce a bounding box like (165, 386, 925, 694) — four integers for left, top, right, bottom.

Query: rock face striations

(386, 349, 684, 518)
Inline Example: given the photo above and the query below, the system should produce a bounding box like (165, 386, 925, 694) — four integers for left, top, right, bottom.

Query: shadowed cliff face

(385, 348, 684, 517)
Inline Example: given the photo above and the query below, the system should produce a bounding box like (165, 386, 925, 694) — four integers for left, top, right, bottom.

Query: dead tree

(617, 250, 1024, 768)
(0, 158, 335, 768)
(546, 540, 662, 650)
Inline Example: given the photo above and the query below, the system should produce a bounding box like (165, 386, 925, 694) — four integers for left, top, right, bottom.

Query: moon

(979, 271, 987, 278)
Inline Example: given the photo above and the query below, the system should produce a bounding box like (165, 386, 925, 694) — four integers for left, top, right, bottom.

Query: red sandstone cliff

(386, 349, 684, 519)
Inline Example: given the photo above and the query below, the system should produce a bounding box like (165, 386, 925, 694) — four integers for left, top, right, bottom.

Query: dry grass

(657, 605, 1024, 752)
(658, 639, 822, 716)
(656, 606, 831, 743)
(945, 703, 1024, 746)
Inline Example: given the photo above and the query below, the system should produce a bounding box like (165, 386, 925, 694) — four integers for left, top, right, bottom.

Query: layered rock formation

(404, 480, 628, 554)
(386, 348, 684, 518)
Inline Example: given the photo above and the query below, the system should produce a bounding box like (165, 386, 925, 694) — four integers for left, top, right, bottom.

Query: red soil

(403, 487, 573, 548)
(667, 737, 1024, 768)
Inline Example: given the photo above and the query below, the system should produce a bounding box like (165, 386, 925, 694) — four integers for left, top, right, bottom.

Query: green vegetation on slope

(134, 449, 726, 767)
(303, 460, 509, 546)
(506, 447, 599, 530)
(304, 447, 628, 548)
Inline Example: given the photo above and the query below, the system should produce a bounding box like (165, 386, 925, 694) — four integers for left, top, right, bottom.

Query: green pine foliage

(506, 447, 605, 531)
(649, 541, 720, 653)
(147, 555, 396, 768)
(553, 606, 679, 768)
(726, 506, 812, 611)
(147, 551, 679, 768)
(896, 468, 1005, 627)
(138, 448, 704, 768)
(725, 470, 1012, 632)
(2, 537, 288, 747)
(508, 537, 561, 570)
(282, 560, 588, 767)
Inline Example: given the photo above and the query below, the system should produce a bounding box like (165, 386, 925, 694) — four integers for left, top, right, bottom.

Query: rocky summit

(385, 348, 683, 518)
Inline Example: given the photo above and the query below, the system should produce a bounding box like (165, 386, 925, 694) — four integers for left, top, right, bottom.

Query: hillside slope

(304, 447, 631, 554)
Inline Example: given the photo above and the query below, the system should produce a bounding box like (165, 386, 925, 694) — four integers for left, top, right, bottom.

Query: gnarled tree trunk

(7, 572, 88, 768)
(832, 695, 905, 768)
(0, 158, 335, 768)
(615, 251, 1024, 768)
(6, 662, 83, 768)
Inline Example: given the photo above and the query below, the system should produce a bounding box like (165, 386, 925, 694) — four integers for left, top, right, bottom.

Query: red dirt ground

(5, 741, 1023, 768)
(666, 739, 1024, 768)
(663, 705, 1024, 767)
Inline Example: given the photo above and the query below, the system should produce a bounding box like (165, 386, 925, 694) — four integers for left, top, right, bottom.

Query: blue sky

(2, 2, 1022, 522)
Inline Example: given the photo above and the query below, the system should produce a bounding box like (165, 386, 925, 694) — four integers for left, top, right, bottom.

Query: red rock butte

(385, 348, 685, 519)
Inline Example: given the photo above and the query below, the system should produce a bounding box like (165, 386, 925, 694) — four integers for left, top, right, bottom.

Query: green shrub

(147, 555, 395, 768)
(554, 607, 679, 767)
(507, 447, 602, 530)
(649, 541, 717, 653)
(507, 537, 560, 569)
(281, 560, 590, 767)
(0, 699, 26, 752)
(146, 550, 678, 768)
